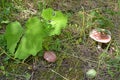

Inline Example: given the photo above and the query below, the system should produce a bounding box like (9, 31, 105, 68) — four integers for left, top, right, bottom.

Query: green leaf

(5, 8, 68, 60)
(5, 21, 23, 53)
(15, 17, 47, 59)
(90, 10, 99, 17)
(41, 8, 68, 36)
(41, 8, 54, 20)
(0, 66, 5, 71)
(1, 20, 10, 24)
(50, 11, 67, 35)
(25, 73, 31, 80)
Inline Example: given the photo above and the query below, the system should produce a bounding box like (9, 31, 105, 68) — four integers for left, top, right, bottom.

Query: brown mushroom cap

(44, 51, 57, 62)
(89, 29, 111, 43)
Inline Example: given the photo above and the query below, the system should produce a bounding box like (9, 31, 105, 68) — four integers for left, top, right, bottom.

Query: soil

(0, 0, 120, 80)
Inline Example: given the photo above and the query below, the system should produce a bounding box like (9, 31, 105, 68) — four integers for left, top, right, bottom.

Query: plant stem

(97, 41, 112, 71)
(50, 69, 69, 80)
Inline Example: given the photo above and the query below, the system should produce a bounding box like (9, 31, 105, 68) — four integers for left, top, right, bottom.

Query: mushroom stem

(97, 42, 102, 50)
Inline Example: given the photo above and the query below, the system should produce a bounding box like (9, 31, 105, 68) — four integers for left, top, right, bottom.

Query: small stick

(50, 69, 69, 80)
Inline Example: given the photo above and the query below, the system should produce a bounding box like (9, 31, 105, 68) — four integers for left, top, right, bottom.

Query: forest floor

(0, 0, 120, 80)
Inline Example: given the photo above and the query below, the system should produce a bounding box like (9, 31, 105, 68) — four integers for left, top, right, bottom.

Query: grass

(0, 0, 120, 80)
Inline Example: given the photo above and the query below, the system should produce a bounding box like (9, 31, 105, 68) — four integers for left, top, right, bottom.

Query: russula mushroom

(86, 69, 97, 78)
(89, 28, 111, 49)
(44, 51, 57, 62)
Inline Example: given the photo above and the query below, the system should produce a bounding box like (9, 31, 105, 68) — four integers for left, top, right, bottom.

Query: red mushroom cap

(44, 51, 57, 62)
(89, 29, 111, 43)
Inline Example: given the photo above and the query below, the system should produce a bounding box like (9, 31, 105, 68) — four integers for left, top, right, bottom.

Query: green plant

(0, 0, 13, 22)
(77, 9, 113, 44)
(0, 65, 5, 76)
(5, 8, 67, 60)
(0, 34, 6, 47)
(78, 9, 113, 30)
(106, 56, 120, 77)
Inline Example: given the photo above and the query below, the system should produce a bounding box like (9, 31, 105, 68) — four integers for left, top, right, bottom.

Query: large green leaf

(5, 21, 23, 53)
(50, 11, 67, 35)
(15, 17, 47, 59)
(41, 8, 54, 20)
(15, 35, 43, 59)
(41, 8, 67, 36)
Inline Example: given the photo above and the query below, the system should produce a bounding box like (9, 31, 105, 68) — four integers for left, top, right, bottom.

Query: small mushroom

(89, 28, 111, 49)
(86, 69, 97, 78)
(44, 51, 57, 62)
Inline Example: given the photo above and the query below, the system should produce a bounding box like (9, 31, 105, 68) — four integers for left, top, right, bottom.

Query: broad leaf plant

(5, 8, 67, 59)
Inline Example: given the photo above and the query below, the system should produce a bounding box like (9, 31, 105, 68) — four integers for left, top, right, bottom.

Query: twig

(50, 69, 69, 80)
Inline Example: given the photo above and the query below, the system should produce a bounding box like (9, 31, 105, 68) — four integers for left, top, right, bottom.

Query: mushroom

(89, 28, 111, 49)
(44, 51, 57, 62)
(86, 69, 97, 78)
